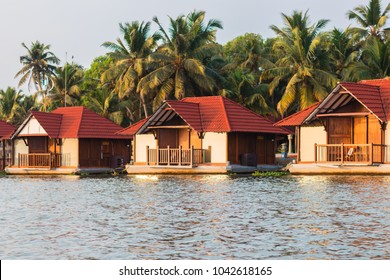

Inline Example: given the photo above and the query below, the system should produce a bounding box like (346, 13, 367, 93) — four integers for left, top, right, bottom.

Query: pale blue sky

(0, 0, 369, 91)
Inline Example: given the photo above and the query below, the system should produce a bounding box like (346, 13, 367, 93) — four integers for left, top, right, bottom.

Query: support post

(370, 143, 373, 165)
(287, 134, 293, 154)
(146, 146, 149, 165)
(341, 143, 344, 164)
(156, 145, 159, 166)
(314, 143, 317, 163)
(2, 140, 5, 171)
(179, 145, 182, 166)
(167, 145, 170, 166)
(190, 145, 194, 167)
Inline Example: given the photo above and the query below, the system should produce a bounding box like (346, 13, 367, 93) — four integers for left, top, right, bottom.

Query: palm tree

(0, 87, 23, 124)
(347, 0, 390, 41)
(15, 41, 60, 98)
(328, 28, 361, 80)
(344, 36, 390, 80)
(138, 10, 224, 109)
(262, 10, 337, 115)
(49, 63, 83, 108)
(102, 21, 159, 117)
(221, 69, 275, 116)
(223, 33, 273, 77)
(82, 88, 129, 125)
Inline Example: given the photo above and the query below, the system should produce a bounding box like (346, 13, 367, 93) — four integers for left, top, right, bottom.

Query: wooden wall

(159, 128, 202, 149)
(228, 132, 275, 165)
(79, 139, 130, 168)
(327, 116, 382, 145)
(328, 117, 352, 144)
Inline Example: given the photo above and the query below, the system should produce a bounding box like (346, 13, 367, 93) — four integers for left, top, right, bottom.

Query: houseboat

(276, 78, 390, 174)
(119, 96, 289, 174)
(6, 106, 131, 175)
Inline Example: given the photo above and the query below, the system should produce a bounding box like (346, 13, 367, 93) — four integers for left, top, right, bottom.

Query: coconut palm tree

(138, 10, 224, 109)
(344, 36, 390, 80)
(328, 28, 361, 80)
(15, 41, 60, 97)
(347, 0, 390, 41)
(102, 21, 159, 117)
(49, 63, 84, 108)
(82, 88, 129, 125)
(223, 33, 273, 78)
(0, 87, 23, 124)
(262, 10, 337, 115)
(221, 69, 275, 116)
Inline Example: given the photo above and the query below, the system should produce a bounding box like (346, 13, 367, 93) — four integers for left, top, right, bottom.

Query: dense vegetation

(1, 0, 389, 126)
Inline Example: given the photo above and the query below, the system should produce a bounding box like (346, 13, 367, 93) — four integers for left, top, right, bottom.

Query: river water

(0, 175, 389, 259)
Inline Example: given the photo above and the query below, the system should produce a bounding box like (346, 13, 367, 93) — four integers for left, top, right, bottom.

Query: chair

(345, 148, 354, 161)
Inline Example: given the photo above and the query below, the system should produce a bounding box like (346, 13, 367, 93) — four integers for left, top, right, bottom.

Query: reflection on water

(0, 175, 389, 259)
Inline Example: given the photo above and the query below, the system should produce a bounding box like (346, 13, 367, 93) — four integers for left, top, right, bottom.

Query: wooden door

(256, 137, 266, 164)
(158, 129, 177, 148)
(28, 137, 47, 153)
(368, 116, 383, 163)
(328, 117, 352, 144)
(353, 117, 367, 144)
(256, 136, 275, 164)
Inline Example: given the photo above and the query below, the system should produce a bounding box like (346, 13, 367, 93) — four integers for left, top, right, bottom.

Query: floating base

(289, 163, 390, 175)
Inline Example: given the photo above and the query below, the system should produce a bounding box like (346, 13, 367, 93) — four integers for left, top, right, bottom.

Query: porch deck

(314, 143, 389, 165)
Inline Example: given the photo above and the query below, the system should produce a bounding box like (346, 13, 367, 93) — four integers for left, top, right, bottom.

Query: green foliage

(252, 171, 289, 177)
(138, 10, 224, 110)
(262, 10, 337, 115)
(347, 0, 390, 41)
(4, 1, 389, 127)
(15, 41, 60, 112)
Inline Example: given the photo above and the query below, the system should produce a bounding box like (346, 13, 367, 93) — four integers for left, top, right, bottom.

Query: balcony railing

(17, 153, 69, 168)
(314, 143, 389, 165)
(146, 146, 211, 167)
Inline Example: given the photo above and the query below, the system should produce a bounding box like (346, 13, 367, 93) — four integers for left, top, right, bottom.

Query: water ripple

(0, 175, 389, 259)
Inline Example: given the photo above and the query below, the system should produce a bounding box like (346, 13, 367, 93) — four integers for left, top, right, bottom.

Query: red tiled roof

(0, 120, 16, 140)
(166, 100, 203, 131)
(183, 96, 230, 132)
(51, 106, 129, 139)
(164, 96, 289, 134)
(14, 107, 129, 139)
(276, 78, 390, 126)
(358, 78, 390, 121)
(30, 111, 62, 138)
(275, 103, 319, 126)
(116, 117, 150, 137)
(340, 82, 386, 121)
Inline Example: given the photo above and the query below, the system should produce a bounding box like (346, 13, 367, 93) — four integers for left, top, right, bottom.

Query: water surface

(0, 175, 389, 259)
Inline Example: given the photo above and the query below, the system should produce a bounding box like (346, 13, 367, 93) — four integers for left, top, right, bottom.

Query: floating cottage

(276, 78, 390, 174)
(6, 106, 130, 175)
(119, 96, 289, 174)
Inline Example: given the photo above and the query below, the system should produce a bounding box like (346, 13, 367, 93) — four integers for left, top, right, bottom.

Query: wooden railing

(17, 153, 67, 168)
(314, 143, 388, 165)
(146, 146, 211, 167)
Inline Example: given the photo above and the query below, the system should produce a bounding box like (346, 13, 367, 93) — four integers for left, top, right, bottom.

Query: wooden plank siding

(328, 117, 352, 144)
(78, 139, 129, 168)
(227, 132, 275, 165)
